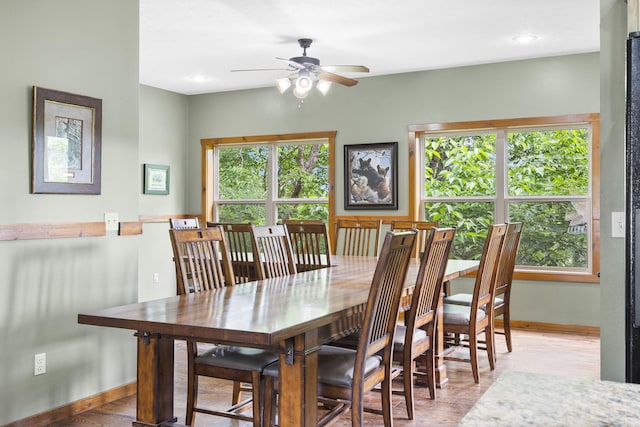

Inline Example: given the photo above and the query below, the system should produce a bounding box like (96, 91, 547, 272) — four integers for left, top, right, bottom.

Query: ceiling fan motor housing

(290, 55, 320, 66)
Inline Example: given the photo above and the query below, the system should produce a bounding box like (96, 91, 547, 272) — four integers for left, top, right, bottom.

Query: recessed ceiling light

(512, 34, 539, 43)
(187, 75, 210, 83)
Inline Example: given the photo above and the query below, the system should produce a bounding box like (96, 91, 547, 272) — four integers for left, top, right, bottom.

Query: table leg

(278, 333, 319, 427)
(133, 332, 177, 427)
(435, 289, 448, 388)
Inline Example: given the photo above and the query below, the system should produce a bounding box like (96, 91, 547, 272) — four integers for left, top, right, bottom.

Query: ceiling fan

(232, 38, 370, 99)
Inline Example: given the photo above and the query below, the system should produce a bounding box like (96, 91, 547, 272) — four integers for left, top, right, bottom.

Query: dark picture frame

(144, 164, 170, 195)
(31, 87, 102, 194)
(344, 141, 398, 210)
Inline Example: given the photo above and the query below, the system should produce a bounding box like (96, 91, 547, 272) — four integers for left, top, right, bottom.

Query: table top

(78, 256, 478, 348)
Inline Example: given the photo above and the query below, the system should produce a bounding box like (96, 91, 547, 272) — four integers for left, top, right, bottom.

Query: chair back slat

(391, 220, 439, 258)
(472, 224, 508, 313)
(209, 222, 260, 284)
(334, 218, 382, 256)
(169, 226, 234, 295)
(250, 225, 297, 279)
(410, 227, 456, 330)
(284, 220, 331, 272)
(494, 222, 523, 297)
(358, 230, 416, 362)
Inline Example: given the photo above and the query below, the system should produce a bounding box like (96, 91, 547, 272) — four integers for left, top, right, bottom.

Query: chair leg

(503, 310, 513, 352)
(380, 369, 393, 427)
(250, 372, 263, 427)
(469, 331, 480, 384)
(232, 381, 242, 405)
(424, 349, 436, 400)
(351, 382, 365, 427)
(402, 357, 415, 419)
(186, 363, 197, 425)
(263, 376, 276, 427)
(486, 326, 496, 371)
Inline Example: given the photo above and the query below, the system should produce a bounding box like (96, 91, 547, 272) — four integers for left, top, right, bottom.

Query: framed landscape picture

(144, 164, 170, 195)
(31, 87, 102, 194)
(344, 141, 398, 210)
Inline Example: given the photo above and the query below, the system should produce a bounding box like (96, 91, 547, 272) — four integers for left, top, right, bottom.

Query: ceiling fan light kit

(234, 38, 369, 103)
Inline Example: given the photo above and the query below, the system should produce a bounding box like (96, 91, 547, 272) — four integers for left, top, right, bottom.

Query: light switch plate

(105, 212, 119, 232)
(612, 211, 625, 238)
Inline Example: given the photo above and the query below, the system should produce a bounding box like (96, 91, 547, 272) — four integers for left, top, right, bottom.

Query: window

(201, 131, 335, 226)
(409, 114, 600, 282)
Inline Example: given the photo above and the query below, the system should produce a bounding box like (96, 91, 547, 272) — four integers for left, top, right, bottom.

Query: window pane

(507, 129, 589, 196)
(510, 201, 588, 268)
(425, 201, 494, 260)
(423, 134, 496, 197)
(217, 204, 266, 225)
(277, 144, 329, 199)
(278, 203, 329, 222)
(218, 146, 268, 199)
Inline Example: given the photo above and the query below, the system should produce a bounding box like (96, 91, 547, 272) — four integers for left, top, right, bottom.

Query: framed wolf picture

(344, 141, 398, 210)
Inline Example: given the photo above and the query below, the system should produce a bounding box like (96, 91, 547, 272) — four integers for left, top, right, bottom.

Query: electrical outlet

(104, 212, 119, 232)
(34, 352, 46, 376)
(612, 212, 625, 238)
(153, 273, 159, 284)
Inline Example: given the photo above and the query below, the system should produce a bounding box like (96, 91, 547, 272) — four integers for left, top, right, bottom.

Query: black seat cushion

(195, 346, 279, 371)
(263, 345, 381, 388)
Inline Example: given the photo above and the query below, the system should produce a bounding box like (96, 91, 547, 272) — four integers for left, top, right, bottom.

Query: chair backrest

(494, 222, 523, 298)
(250, 224, 297, 279)
(169, 226, 235, 295)
(208, 222, 259, 284)
(355, 230, 417, 377)
(333, 218, 382, 256)
(406, 227, 456, 336)
(169, 217, 200, 229)
(284, 220, 332, 272)
(471, 224, 508, 315)
(390, 220, 439, 257)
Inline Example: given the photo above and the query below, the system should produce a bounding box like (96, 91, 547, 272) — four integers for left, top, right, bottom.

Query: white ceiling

(139, 0, 600, 96)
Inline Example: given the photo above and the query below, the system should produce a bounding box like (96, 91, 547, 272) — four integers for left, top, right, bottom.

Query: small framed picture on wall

(143, 164, 170, 195)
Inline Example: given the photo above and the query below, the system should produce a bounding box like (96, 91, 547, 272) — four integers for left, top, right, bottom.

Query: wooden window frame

(201, 131, 336, 228)
(408, 114, 600, 283)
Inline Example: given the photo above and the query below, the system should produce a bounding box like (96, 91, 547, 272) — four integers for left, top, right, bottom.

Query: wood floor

(51, 329, 600, 427)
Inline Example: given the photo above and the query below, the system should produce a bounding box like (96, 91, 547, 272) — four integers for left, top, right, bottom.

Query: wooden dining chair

(250, 224, 297, 279)
(392, 227, 455, 419)
(444, 222, 523, 353)
(169, 226, 234, 295)
(333, 218, 382, 256)
(169, 217, 203, 294)
(390, 219, 439, 258)
(283, 219, 332, 272)
(442, 223, 507, 384)
(208, 222, 260, 283)
(169, 226, 278, 427)
(263, 230, 417, 427)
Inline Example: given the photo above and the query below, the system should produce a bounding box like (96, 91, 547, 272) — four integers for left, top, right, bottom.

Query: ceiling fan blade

(320, 65, 370, 73)
(318, 71, 359, 87)
(231, 68, 291, 72)
(276, 57, 306, 70)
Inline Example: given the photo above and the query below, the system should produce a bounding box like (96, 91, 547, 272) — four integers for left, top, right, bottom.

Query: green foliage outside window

(423, 128, 590, 269)
(216, 143, 329, 223)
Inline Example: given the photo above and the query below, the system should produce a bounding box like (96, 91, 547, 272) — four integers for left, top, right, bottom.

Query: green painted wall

(138, 85, 190, 302)
(0, 0, 140, 424)
(599, 0, 627, 382)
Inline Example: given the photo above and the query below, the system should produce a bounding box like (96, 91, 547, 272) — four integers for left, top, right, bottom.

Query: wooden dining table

(77, 255, 478, 427)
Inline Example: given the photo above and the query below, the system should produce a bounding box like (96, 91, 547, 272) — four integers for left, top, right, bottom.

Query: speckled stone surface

(458, 370, 640, 426)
